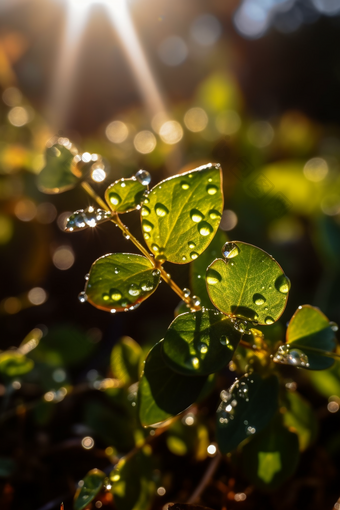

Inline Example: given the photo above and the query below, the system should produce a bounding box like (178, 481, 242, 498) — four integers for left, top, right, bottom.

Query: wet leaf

(111, 336, 143, 385)
(0, 351, 34, 378)
(65, 206, 112, 232)
(37, 141, 79, 194)
(162, 310, 242, 376)
(284, 305, 337, 370)
(74, 468, 105, 510)
(216, 373, 279, 454)
(207, 241, 289, 325)
(138, 340, 208, 427)
(282, 391, 318, 451)
(111, 450, 155, 510)
(85, 253, 160, 313)
(105, 177, 148, 213)
(190, 229, 227, 308)
(141, 164, 223, 264)
(242, 421, 300, 491)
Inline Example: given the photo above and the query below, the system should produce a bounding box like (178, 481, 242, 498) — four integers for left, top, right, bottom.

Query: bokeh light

(247, 121, 274, 148)
(52, 246, 75, 270)
(159, 120, 183, 144)
(27, 287, 48, 306)
(303, 157, 329, 182)
(215, 110, 241, 135)
(184, 107, 208, 132)
(134, 130, 157, 153)
(158, 36, 188, 66)
(190, 14, 222, 47)
(106, 120, 129, 143)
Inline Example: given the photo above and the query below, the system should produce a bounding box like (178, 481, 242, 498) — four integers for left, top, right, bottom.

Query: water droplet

(102, 293, 110, 301)
(141, 206, 150, 217)
(128, 284, 140, 297)
(222, 242, 239, 259)
(111, 309, 116, 314)
(273, 345, 309, 367)
(188, 241, 196, 249)
(142, 281, 154, 292)
(183, 288, 191, 298)
(78, 291, 87, 303)
(155, 203, 169, 217)
(265, 317, 274, 325)
(220, 335, 230, 346)
(144, 197, 150, 204)
(144, 233, 150, 239)
(330, 321, 338, 332)
(209, 209, 221, 220)
(288, 349, 308, 366)
(151, 244, 159, 252)
(206, 184, 218, 195)
(182, 255, 187, 261)
(206, 268, 221, 285)
(190, 209, 204, 223)
(109, 192, 121, 207)
(142, 220, 154, 232)
(192, 295, 201, 307)
(246, 426, 256, 435)
(220, 390, 230, 402)
(110, 289, 122, 301)
(199, 343, 208, 354)
(155, 254, 167, 262)
(84, 273, 89, 280)
(135, 169, 151, 186)
(236, 381, 249, 399)
(199, 222, 213, 236)
(152, 269, 160, 277)
(181, 181, 190, 190)
(275, 274, 291, 294)
(114, 267, 120, 274)
(253, 293, 266, 306)
(190, 251, 199, 260)
(191, 357, 200, 369)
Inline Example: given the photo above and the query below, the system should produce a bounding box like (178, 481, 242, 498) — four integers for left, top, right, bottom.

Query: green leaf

(242, 421, 300, 491)
(282, 390, 318, 451)
(216, 373, 279, 454)
(138, 340, 208, 427)
(162, 310, 242, 376)
(0, 351, 34, 378)
(206, 241, 289, 325)
(140, 164, 223, 264)
(190, 229, 227, 308)
(74, 469, 106, 510)
(37, 142, 79, 194)
(111, 450, 155, 510)
(111, 336, 143, 385)
(281, 305, 337, 370)
(105, 177, 147, 213)
(308, 359, 340, 398)
(86, 253, 160, 313)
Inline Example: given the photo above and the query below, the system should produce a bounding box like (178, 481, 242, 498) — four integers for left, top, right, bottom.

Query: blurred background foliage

(1, 0, 340, 509)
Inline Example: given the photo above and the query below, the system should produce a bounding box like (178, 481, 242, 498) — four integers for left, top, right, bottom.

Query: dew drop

(109, 192, 121, 207)
(144, 233, 150, 240)
(222, 242, 239, 259)
(135, 169, 151, 186)
(114, 267, 120, 274)
(220, 335, 230, 346)
(142, 220, 154, 232)
(275, 274, 291, 294)
(190, 252, 199, 260)
(209, 209, 221, 220)
(206, 268, 222, 285)
(191, 357, 200, 369)
(192, 295, 201, 307)
(236, 381, 249, 399)
(183, 288, 191, 298)
(253, 293, 266, 306)
(182, 255, 187, 261)
(78, 291, 87, 303)
(128, 284, 140, 297)
(152, 269, 160, 277)
(199, 222, 213, 236)
(84, 273, 89, 281)
(220, 390, 230, 402)
(330, 321, 338, 332)
(102, 293, 110, 301)
(190, 209, 204, 223)
(111, 309, 116, 314)
(143, 197, 150, 204)
(141, 281, 154, 292)
(110, 289, 122, 301)
(188, 241, 196, 249)
(181, 181, 190, 190)
(141, 206, 150, 217)
(199, 343, 208, 354)
(206, 184, 218, 195)
(155, 254, 167, 262)
(151, 244, 159, 252)
(155, 203, 169, 217)
(265, 317, 274, 325)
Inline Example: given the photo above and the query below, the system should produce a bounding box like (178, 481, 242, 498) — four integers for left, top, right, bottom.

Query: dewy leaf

(110, 450, 155, 510)
(138, 340, 208, 428)
(37, 139, 79, 194)
(85, 253, 160, 313)
(242, 421, 300, 491)
(74, 469, 105, 510)
(216, 373, 279, 454)
(190, 229, 227, 308)
(282, 390, 318, 451)
(111, 336, 143, 385)
(0, 351, 34, 378)
(207, 241, 289, 325)
(281, 304, 337, 370)
(105, 177, 148, 214)
(65, 206, 112, 232)
(140, 164, 223, 264)
(162, 310, 242, 376)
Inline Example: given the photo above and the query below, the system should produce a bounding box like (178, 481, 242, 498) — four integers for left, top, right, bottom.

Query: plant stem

(187, 451, 222, 504)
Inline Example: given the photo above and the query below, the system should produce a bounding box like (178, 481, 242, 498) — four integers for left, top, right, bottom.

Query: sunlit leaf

(111, 450, 155, 510)
(162, 310, 242, 376)
(0, 351, 34, 378)
(207, 241, 289, 325)
(111, 336, 143, 385)
(37, 142, 79, 194)
(85, 253, 160, 313)
(190, 229, 227, 308)
(138, 340, 207, 428)
(65, 206, 112, 232)
(242, 421, 300, 491)
(308, 359, 340, 398)
(216, 373, 279, 454)
(74, 469, 105, 510)
(105, 177, 147, 213)
(282, 390, 318, 451)
(140, 164, 223, 264)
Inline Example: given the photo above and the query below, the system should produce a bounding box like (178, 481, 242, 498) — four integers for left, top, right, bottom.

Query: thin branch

(187, 451, 222, 505)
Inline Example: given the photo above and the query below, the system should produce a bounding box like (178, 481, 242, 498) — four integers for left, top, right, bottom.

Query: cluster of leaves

(30, 138, 340, 509)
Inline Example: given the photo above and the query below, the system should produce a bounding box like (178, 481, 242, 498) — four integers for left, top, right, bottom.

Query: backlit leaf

(282, 390, 318, 451)
(0, 351, 34, 378)
(207, 241, 289, 325)
(85, 253, 160, 313)
(105, 177, 147, 213)
(162, 310, 242, 376)
(140, 164, 223, 264)
(138, 340, 207, 428)
(74, 469, 105, 510)
(38, 141, 79, 194)
(308, 359, 340, 398)
(111, 336, 143, 385)
(216, 373, 279, 454)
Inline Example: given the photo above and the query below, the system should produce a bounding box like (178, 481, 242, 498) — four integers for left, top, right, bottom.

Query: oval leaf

(141, 164, 223, 264)
(85, 253, 160, 312)
(207, 241, 289, 325)
(216, 373, 279, 454)
(0, 351, 34, 377)
(111, 336, 143, 385)
(242, 421, 300, 491)
(74, 468, 105, 510)
(282, 390, 318, 451)
(162, 310, 242, 376)
(138, 340, 208, 428)
(38, 141, 79, 194)
(65, 206, 112, 232)
(105, 177, 148, 213)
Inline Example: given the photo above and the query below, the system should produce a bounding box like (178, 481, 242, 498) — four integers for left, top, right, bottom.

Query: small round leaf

(37, 141, 79, 194)
(74, 469, 105, 510)
(105, 177, 147, 213)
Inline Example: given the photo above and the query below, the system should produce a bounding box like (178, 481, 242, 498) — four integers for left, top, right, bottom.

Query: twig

(187, 451, 222, 505)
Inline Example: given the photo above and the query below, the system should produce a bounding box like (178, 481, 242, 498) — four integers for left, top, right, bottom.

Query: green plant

(36, 136, 339, 510)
